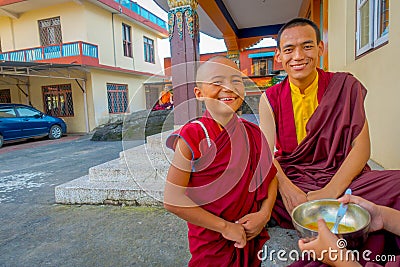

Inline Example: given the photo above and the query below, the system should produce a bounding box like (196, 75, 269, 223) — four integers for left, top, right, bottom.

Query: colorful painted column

(167, 0, 201, 125)
(227, 50, 240, 68)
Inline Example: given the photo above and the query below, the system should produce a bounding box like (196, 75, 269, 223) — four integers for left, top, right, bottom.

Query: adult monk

(258, 18, 400, 265)
(164, 56, 278, 267)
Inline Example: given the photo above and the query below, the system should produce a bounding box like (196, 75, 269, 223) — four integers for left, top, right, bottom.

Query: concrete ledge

(55, 175, 162, 206)
(88, 159, 131, 182)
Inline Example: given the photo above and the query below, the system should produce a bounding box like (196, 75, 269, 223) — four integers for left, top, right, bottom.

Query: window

(144, 36, 155, 63)
(0, 89, 11, 103)
(0, 107, 16, 118)
(16, 106, 41, 117)
(122, 23, 133, 58)
(252, 57, 274, 76)
(42, 84, 74, 117)
(107, 83, 128, 114)
(356, 0, 389, 56)
(38, 17, 63, 46)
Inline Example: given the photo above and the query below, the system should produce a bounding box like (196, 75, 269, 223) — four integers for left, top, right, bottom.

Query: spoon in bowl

(331, 188, 352, 234)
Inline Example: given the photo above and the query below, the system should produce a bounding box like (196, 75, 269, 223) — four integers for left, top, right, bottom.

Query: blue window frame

(107, 83, 128, 114)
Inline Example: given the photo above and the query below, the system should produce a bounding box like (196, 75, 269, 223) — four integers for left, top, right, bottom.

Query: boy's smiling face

(194, 57, 245, 116)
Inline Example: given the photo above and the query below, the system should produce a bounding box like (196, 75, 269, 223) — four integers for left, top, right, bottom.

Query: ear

(318, 40, 325, 57)
(275, 48, 282, 63)
(194, 86, 204, 101)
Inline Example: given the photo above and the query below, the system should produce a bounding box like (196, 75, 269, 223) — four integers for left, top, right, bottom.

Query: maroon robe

(166, 111, 276, 267)
(265, 69, 400, 266)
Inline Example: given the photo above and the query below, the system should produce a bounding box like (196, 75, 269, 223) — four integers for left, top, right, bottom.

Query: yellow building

(328, 0, 398, 168)
(0, 0, 168, 133)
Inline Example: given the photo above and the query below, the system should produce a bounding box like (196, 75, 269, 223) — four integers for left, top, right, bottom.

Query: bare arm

(308, 120, 370, 200)
(164, 138, 247, 248)
(238, 176, 278, 240)
(259, 94, 307, 214)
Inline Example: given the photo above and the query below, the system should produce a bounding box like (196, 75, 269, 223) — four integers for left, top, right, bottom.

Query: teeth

(220, 98, 234, 101)
(292, 63, 306, 69)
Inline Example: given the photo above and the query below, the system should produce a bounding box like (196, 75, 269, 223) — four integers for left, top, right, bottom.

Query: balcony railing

(114, 0, 167, 30)
(0, 41, 98, 62)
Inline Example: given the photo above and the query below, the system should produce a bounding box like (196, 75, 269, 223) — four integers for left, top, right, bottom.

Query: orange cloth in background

(160, 91, 171, 104)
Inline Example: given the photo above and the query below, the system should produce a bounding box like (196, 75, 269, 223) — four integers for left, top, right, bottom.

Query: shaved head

(196, 56, 240, 87)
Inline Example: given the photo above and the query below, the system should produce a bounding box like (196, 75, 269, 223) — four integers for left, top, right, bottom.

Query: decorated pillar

(227, 50, 240, 68)
(168, 0, 201, 125)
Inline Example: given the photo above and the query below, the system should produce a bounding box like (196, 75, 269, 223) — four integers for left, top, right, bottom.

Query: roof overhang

(154, 0, 303, 50)
(0, 61, 88, 80)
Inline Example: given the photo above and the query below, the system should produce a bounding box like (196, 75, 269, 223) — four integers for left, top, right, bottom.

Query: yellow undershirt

(290, 73, 319, 144)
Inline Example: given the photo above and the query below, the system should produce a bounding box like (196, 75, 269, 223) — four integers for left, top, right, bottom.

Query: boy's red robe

(167, 112, 276, 267)
(266, 69, 400, 265)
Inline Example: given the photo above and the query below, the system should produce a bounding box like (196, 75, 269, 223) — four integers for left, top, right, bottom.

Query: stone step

(55, 175, 163, 206)
(88, 158, 131, 182)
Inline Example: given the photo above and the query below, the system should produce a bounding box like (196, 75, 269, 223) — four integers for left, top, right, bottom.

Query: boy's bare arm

(164, 138, 247, 248)
(238, 176, 278, 240)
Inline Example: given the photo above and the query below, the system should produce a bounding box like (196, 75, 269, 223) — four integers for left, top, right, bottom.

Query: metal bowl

(291, 199, 371, 249)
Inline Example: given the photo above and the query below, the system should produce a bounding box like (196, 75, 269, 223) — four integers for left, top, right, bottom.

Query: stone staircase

(55, 131, 173, 206)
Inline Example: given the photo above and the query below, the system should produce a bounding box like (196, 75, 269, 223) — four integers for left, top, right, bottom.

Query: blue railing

(0, 41, 98, 62)
(82, 42, 98, 58)
(114, 0, 167, 30)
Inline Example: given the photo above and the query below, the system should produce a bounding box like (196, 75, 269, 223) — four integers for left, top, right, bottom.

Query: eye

(232, 78, 243, 84)
(304, 44, 314, 49)
(283, 48, 293, 53)
(211, 81, 222, 86)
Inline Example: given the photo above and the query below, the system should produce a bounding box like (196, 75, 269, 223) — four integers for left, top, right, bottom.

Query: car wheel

(49, 125, 63, 139)
(0, 134, 3, 148)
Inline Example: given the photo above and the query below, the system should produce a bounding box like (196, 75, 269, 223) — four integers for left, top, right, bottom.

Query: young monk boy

(164, 56, 278, 267)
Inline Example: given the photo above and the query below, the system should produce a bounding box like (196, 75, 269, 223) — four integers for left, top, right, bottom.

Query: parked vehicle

(0, 104, 67, 148)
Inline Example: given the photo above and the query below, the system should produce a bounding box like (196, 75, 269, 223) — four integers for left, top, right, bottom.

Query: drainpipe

(112, 13, 117, 67)
(83, 80, 89, 133)
(75, 79, 89, 133)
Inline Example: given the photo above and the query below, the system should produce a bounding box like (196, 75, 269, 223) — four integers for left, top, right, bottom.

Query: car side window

(0, 107, 17, 118)
(16, 107, 41, 117)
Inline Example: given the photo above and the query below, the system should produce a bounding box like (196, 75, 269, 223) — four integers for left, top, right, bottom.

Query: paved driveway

(0, 135, 190, 267)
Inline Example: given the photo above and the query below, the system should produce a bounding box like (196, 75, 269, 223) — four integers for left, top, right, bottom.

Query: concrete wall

(328, 0, 400, 169)
(88, 69, 152, 127)
(82, 1, 164, 74)
(0, 2, 86, 50)
(28, 77, 87, 133)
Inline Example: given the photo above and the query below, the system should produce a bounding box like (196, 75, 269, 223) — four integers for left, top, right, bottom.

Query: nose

(221, 81, 238, 93)
(292, 47, 305, 60)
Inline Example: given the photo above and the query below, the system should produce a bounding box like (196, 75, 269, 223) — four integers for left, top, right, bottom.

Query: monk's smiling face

(276, 24, 324, 90)
(194, 57, 245, 118)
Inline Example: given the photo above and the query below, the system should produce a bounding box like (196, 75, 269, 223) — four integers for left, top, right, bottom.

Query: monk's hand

(237, 212, 269, 241)
(221, 221, 247, 248)
(307, 187, 336, 201)
(279, 179, 307, 214)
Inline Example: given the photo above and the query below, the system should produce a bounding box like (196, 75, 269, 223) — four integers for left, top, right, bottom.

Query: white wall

(329, 0, 400, 168)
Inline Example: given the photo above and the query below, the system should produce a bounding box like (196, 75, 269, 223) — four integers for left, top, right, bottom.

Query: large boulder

(91, 109, 173, 141)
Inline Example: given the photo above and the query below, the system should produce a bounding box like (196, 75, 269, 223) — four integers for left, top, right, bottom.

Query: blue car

(0, 104, 67, 148)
